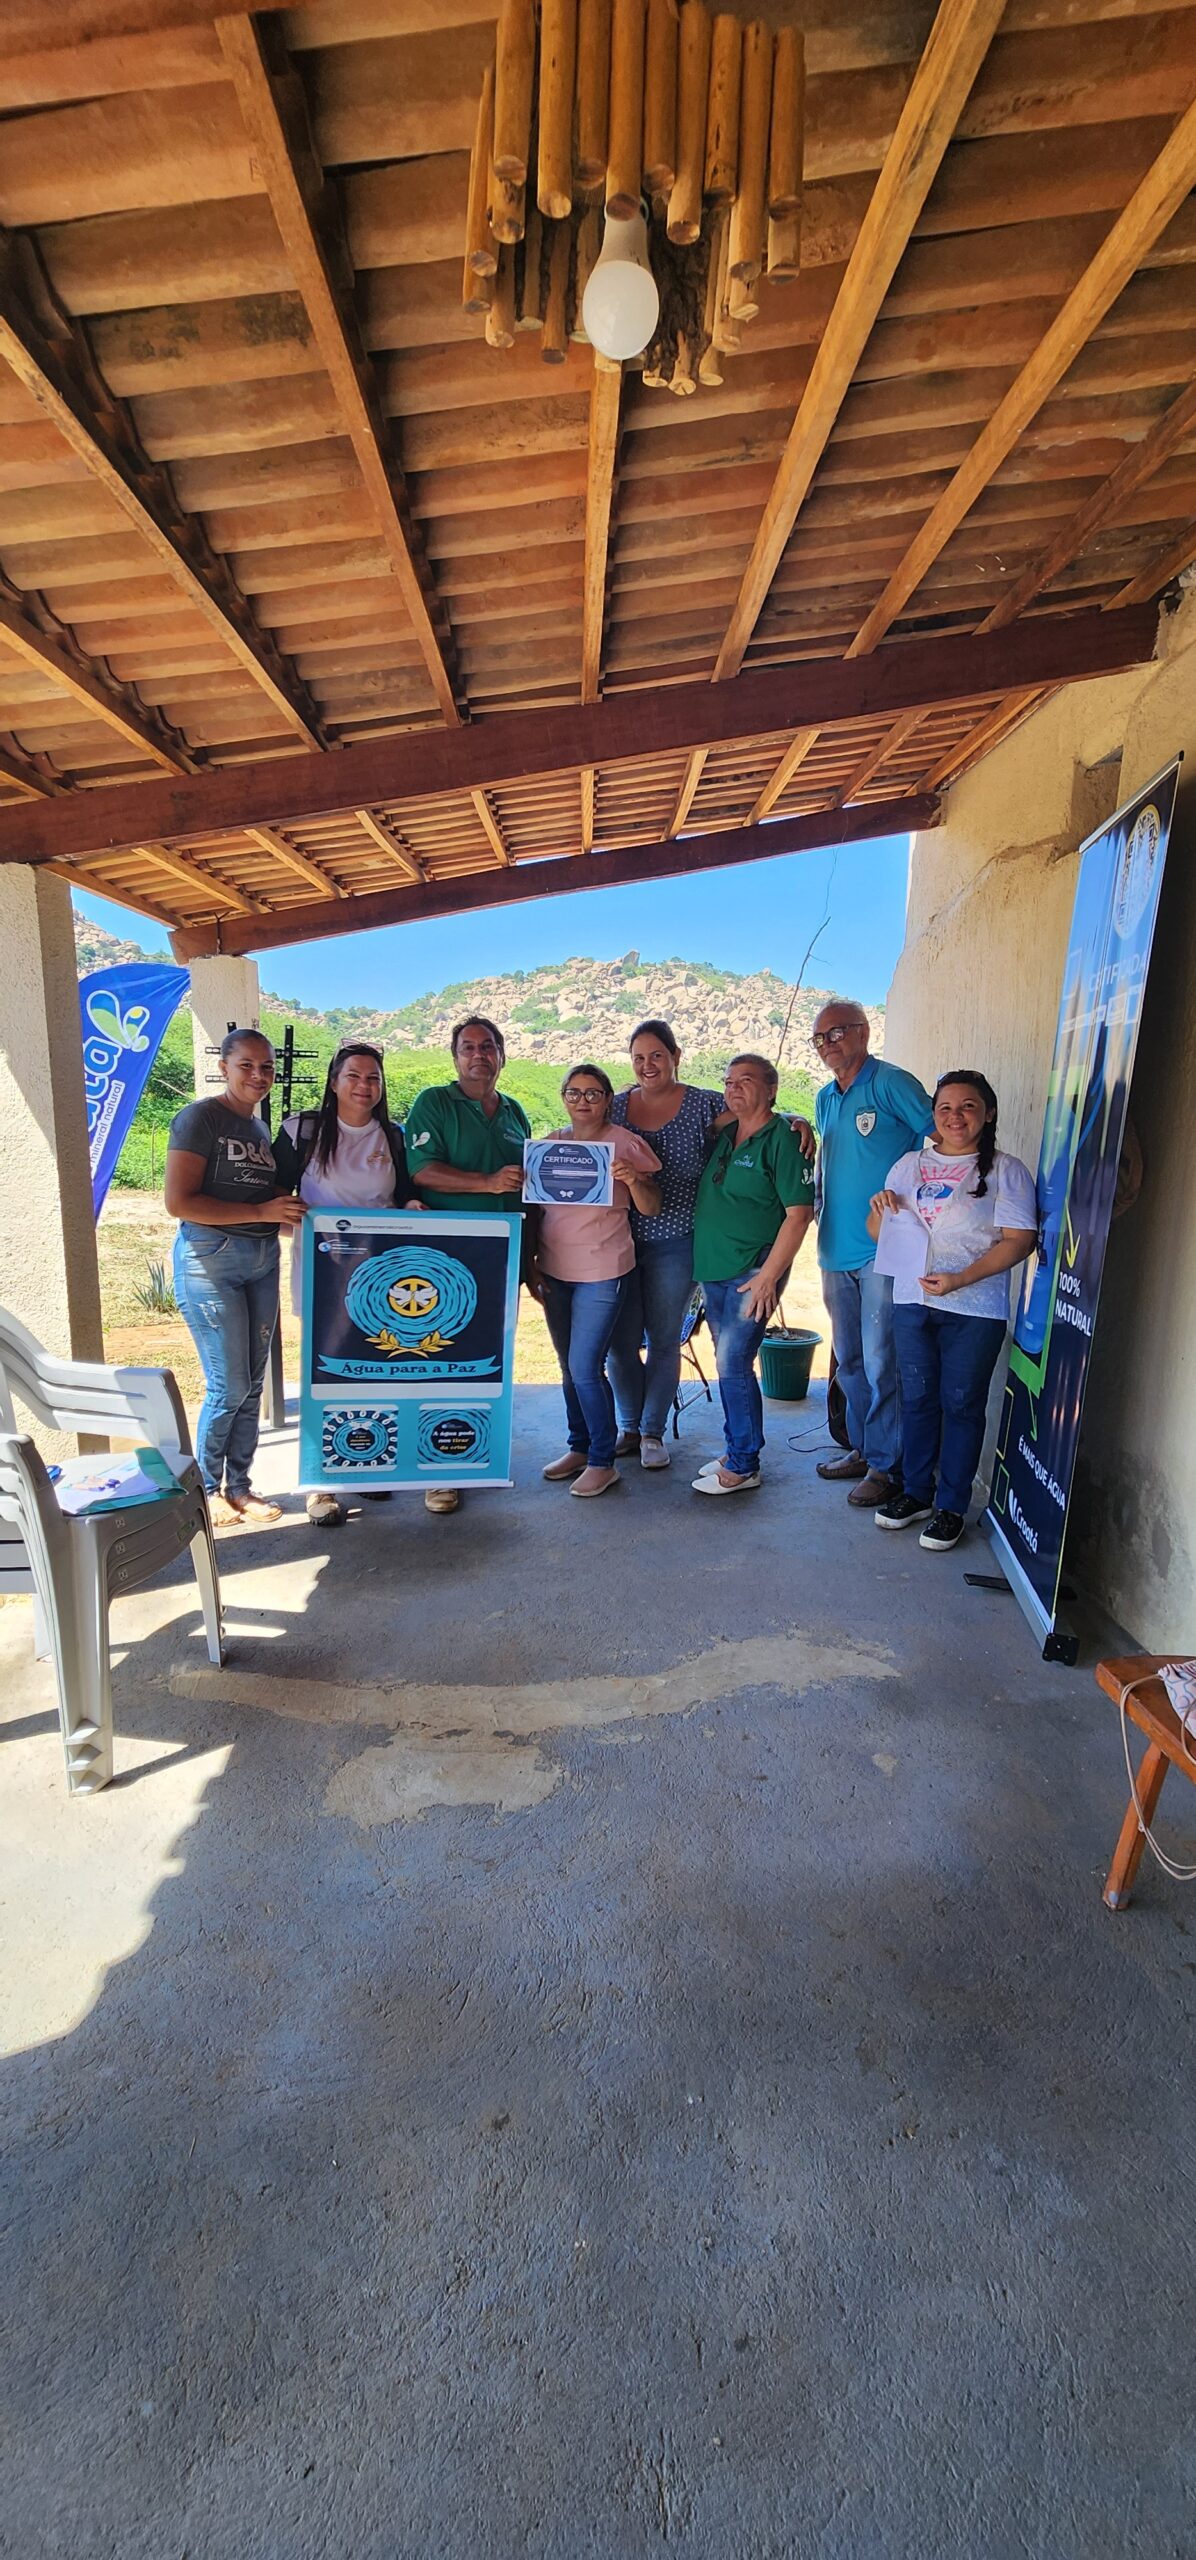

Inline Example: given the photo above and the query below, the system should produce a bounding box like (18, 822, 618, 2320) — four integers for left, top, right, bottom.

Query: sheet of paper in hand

(522, 1138, 614, 1207)
(873, 1204, 929, 1289)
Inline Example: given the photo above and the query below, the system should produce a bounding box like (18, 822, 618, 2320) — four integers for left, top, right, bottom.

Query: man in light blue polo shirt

(812, 1000, 933, 1507)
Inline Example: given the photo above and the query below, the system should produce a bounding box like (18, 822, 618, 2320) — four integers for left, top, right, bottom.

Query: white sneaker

(692, 1468, 762, 1495)
(640, 1436, 671, 1469)
(696, 1457, 726, 1477)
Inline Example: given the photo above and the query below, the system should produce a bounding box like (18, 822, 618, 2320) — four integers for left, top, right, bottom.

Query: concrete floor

(1, 1383, 1193, 2559)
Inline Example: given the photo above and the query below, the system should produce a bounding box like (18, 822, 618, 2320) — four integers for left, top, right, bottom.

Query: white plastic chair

(0, 1306, 224, 1795)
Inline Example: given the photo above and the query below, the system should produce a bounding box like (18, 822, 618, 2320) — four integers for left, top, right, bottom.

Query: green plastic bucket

(758, 1327, 822, 1402)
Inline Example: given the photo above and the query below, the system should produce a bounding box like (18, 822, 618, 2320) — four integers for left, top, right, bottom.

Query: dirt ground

(99, 1188, 830, 1418)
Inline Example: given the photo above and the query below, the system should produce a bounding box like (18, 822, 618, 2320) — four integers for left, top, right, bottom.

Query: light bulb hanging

(580, 205, 660, 363)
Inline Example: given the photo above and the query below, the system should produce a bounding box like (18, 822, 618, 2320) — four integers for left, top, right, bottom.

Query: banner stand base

(982, 1516, 1080, 1666)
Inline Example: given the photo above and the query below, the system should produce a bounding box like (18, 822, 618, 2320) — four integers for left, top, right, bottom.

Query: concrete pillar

(188, 954, 262, 1102)
(0, 866, 104, 1369)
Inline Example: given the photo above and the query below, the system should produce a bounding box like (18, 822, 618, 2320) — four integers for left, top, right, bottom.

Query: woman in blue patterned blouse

(606, 1019, 730, 1472)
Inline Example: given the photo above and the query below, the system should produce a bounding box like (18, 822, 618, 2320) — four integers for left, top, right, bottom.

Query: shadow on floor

(3, 1387, 1193, 2557)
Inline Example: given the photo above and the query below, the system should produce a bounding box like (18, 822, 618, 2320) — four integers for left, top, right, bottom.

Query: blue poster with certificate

(298, 1207, 522, 1489)
(522, 1137, 614, 1205)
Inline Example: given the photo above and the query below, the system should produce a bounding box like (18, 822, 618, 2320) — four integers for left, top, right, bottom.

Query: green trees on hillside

(110, 1008, 816, 1191)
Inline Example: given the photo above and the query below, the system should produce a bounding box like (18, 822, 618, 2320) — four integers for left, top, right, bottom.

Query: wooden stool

(1096, 1654, 1196, 1910)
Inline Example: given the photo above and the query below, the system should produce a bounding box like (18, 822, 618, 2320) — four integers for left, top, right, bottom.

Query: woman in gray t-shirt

(166, 1027, 304, 1526)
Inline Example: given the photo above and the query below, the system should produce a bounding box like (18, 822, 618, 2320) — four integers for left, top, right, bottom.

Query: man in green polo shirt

(691, 1052, 815, 1495)
(405, 1015, 530, 1514)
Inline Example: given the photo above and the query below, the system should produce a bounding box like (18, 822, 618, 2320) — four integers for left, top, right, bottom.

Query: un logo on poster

(345, 1246, 478, 1359)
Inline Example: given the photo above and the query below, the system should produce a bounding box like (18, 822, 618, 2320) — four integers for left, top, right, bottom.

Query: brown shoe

(424, 1486, 459, 1514)
(847, 1469, 893, 1508)
(543, 1451, 589, 1481)
(227, 1489, 282, 1523)
(816, 1451, 867, 1480)
(207, 1491, 243, 1528)
(614, 1428, 641, 1457)
(306, 1490, 345, 1527)
(569, 1464, 620, 1498)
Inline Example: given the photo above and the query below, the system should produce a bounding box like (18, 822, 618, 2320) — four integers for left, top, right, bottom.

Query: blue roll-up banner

(299, 1207, 522, 1489)
(80, 961, 190, 1217)
(985, 759, 1181, 1655)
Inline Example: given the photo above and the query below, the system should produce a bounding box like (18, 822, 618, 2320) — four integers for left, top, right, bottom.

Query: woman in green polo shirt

(691, 1053, 816, 1496)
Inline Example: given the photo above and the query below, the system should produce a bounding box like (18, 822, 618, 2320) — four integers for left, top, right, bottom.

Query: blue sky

(74, 830, 912, 1012)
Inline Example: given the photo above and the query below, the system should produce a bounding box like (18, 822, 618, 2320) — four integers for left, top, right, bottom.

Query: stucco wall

(885, 587, 1196, 1648)
(0, 867, 104, 1449)
(187, 954, 261, 1101)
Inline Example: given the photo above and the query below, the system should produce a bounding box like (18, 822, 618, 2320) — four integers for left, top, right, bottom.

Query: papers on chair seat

(873, 1204, 929, 1289)
(49, 1446, 178, 1515)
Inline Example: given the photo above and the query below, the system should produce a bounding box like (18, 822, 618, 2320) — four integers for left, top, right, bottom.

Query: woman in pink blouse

(529, 1064, 661, 1498)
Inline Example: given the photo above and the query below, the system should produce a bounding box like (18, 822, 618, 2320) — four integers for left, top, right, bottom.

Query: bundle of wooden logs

(462, 0, 805, 392)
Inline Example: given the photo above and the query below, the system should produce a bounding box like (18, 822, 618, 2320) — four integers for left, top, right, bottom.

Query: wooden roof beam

(46, 860, 176, 926)
(470, 788, 511, 867)
(749, 728, 821, 822)
(849, 96, 1196, 657)
(138, 840, 261, 916)
(916, 689, 1047, 792)
(0, 586, 193, 774)
(0, 228, 323, 748)
(0, 609, 1159, 871)
(170, 795, 941, 963)
(668, 748, 709, 836)
(837, 708, 927, 804)
(580, 766, 595, 853)
(977, 378, 1196, 634)
(713, 0, 1007, 682)
(0, 737, 63, 798)
(354, 807, 425, 885)
(216, 12, 461, 728)
(4, 2, 295, 47)
(581, 359, 624, 707)
(244, 823, 344, 900)
(1106, 527, 1196, 611)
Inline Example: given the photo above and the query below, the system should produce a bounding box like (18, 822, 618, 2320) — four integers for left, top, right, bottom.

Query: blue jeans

(702, 1273, 772, 1476)
(821, 1260, 901, 1475)
(541, 1272, 627, 1467)
(893, 1302, 1008, 1515)
(606, 1237, 695, 1439)
(174, 1228, 280, 1496)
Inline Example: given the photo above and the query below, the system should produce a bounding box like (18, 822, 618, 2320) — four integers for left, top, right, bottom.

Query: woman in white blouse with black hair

(866, 1069, 1038, 1555)
(273, 1040, 421, 1527)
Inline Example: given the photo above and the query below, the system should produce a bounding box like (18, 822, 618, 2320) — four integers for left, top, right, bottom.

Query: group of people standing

(165, 998, 1039, 1557)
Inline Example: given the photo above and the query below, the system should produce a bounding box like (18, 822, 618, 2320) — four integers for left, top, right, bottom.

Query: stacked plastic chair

(0, 1307, 224, 1795)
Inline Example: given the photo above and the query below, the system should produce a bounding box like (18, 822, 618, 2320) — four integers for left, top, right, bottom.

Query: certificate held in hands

(523, 1138, 615, 1206)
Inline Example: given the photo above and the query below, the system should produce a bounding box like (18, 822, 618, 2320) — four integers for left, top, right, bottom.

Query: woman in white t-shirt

(274, 1041, 422, 1528)
(865, 1070, 1038, 1555)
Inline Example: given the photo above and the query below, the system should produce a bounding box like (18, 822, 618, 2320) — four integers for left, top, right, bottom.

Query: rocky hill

(75, 917, 172, 975)
(73, 912, 883, 1067)
(314, 952, 885, 1067)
